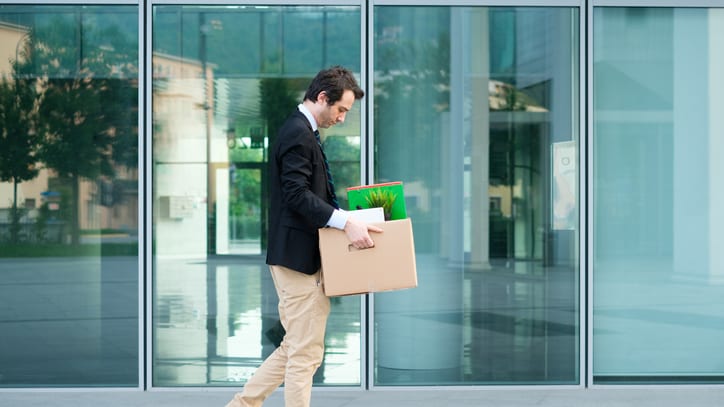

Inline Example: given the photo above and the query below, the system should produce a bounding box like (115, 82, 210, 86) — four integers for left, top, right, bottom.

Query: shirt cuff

(326, 209, 350, 230)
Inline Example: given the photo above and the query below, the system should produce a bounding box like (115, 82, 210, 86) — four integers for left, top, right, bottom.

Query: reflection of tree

(30, 18, 138, 245)
(374, 29, 449, 189)
(374, 20, 450, 248)
(260, 77, 302, 149)
(323, 136, 360, 209)
(258, 77, 301, 245)
(229, 164, 261, 239)
(0, 38, 40, 243)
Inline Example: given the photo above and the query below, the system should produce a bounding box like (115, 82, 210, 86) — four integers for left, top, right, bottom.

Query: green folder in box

(346, 182, 407, 221)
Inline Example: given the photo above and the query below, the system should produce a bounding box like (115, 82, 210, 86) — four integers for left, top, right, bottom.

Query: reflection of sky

(322, 332, 361, 383)
(227, 308, 262, 358)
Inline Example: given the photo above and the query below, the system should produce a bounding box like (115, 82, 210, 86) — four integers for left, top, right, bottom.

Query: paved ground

(2, 387, 724, 407)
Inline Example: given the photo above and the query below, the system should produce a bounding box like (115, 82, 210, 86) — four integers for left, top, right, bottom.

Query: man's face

(317, 90, 355, 129)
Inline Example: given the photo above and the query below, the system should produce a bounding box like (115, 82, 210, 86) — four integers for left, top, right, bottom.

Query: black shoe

(264, 319, 285, 348)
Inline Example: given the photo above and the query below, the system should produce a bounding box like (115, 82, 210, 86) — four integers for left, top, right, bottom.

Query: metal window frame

(144, 0, 153, 391)
(371, 0, 582, 5)
(593, 0, 724, 6)
(0, 0, 139, 3)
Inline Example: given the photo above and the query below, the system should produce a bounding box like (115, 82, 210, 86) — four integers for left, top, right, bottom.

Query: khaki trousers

(226, 265, 330, 407)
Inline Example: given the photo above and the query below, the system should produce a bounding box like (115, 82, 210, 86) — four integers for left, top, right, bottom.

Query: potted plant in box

(364, 188, 398, 221)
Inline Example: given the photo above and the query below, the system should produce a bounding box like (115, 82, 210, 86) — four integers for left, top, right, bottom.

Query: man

(226, 66, 381, 407)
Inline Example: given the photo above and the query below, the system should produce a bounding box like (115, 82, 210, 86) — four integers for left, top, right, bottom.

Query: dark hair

(303, 65, 364, 105)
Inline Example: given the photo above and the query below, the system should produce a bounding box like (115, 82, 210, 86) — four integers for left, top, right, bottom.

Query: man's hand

(343, 216, 383, 249)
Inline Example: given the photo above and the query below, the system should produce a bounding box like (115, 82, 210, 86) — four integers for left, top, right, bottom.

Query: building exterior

(0, 0, 722, 392)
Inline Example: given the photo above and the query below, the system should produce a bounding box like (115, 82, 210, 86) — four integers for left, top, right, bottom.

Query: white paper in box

(318, 218, 418, 296)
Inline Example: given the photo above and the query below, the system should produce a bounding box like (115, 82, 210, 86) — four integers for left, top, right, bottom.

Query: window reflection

(373, 6, 579, 385)
(152, 5, 362, 386)
(593, 7, 724, 383)
(0, 6, 139, 387)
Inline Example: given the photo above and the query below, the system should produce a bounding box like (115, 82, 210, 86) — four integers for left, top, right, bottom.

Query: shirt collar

(297, 103, 318, 132)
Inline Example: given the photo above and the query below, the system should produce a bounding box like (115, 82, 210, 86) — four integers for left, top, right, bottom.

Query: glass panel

(373, 6, 579, 385)
(593, 7, 724, 384)
(0, 5, 139, 386)
(152, 5, 362, 386)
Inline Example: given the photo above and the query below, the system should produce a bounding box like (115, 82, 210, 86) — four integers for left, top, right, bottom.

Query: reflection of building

(0, 164, 139, 238)
(0, 21, 27, 76)
(0, 23, 56, 235)
(0, 22, 32, 226)
(488, 79, 548, 112)
(153, 52, 217, 256)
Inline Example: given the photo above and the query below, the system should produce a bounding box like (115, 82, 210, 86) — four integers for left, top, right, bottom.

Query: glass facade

(592, 7, 724, 384)
(0, 5, 139, 387)
(151, 5, 364, 386)
(372, 6, 580, 385)
(0, 0, 721, 391)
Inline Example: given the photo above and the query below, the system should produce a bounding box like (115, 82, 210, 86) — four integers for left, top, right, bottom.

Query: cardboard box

(319, 218, 418, 296)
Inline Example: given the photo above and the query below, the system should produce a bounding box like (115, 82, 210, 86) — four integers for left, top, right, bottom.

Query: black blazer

(266, 110, 337, 275)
